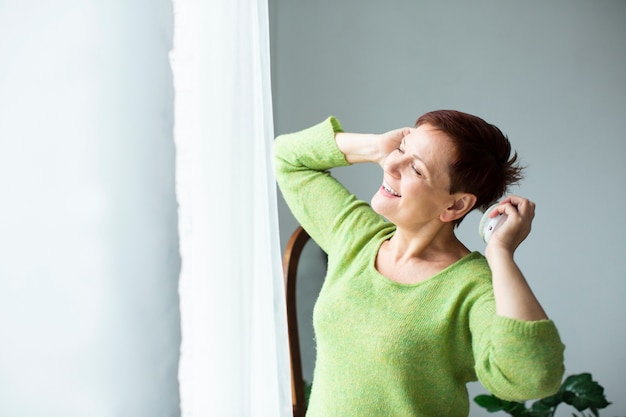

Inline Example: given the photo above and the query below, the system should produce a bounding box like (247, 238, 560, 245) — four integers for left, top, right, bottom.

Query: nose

(383, 150, 402, 178)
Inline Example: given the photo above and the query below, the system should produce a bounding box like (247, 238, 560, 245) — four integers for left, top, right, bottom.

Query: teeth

(383, 181, 400, 197)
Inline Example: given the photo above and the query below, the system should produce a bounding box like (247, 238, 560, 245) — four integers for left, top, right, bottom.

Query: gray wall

(269, 1, 626, 415)
(0, 2, 180, 416)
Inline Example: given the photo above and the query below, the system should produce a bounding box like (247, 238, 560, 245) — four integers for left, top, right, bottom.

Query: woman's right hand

(377, 127, 413, 167)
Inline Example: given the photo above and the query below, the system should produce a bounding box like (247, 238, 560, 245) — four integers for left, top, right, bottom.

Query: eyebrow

(402, 138, 431, 177)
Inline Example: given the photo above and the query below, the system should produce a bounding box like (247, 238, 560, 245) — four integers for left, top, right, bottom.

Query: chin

(370, 194, 389, 218)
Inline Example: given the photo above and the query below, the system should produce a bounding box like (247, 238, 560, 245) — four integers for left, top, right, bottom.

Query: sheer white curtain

(171, 0, 291, 416)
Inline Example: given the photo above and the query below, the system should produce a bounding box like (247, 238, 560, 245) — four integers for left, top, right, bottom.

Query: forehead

(407, 124, 457, 163)
(402, 124, 457, 188)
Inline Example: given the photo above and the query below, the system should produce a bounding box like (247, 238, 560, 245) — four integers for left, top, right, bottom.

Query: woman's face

(371, 124, 459, 230)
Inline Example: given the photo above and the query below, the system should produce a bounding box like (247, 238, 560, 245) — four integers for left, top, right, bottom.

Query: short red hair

(415, 110, 524, 223)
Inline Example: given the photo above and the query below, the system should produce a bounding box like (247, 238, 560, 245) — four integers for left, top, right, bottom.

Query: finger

(499, 195, 524, 207)
(388, 127, 412, 137)
(509, 197, 535, 220)
(489, 200, 511, 218)
(497, 195, 535, 218)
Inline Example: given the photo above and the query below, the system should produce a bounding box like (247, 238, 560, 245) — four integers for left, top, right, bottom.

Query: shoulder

(442, 252, 494, 304)
(453, 252, 492, 281)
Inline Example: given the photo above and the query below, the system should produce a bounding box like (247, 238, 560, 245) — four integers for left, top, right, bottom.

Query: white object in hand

(479, 203, 507, 243)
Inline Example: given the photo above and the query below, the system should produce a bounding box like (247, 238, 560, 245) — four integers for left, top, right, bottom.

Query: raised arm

(471, 199, 565, 400)
(484, 195, 548, 321)
(334, 127, 413, 166)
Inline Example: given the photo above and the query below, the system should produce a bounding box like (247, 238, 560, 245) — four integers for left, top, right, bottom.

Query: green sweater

(274, 117, 565, 417)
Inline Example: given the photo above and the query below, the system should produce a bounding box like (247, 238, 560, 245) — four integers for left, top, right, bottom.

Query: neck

(388, 223, 470, 263)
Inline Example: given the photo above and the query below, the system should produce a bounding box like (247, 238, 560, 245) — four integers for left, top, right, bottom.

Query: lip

(381, 180, 401, 197)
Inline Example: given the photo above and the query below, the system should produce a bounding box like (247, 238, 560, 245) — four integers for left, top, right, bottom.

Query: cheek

(405, 184, 449, 213)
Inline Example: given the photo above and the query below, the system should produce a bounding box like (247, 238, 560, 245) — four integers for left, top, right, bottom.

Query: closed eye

(398, 140, 426, 178)
(411, 164, 423, 177)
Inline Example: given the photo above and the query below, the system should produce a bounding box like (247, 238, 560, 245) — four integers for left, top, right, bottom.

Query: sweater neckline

(369, 230, 484, 288)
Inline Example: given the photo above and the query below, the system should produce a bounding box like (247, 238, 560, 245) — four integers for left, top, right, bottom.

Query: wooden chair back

(282, 226, 311, 417)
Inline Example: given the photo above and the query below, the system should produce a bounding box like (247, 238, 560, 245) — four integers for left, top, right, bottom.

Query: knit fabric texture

(274, 117, 565, 417)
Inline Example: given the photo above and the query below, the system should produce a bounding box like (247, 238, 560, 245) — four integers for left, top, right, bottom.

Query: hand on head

(377, 127, 413, 167)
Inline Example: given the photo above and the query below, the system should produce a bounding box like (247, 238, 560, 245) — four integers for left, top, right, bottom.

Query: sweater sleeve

(469, 292, 566, 401)
(273, 117, 380, 254)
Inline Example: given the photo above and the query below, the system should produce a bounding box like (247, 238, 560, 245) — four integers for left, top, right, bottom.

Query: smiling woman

(274, 112, 565, 417)
(270, 2, 626, 415)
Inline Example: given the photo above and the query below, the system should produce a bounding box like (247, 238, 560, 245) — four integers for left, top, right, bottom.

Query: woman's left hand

(485, 195, 548, 320)
(486, 195, 536, 256)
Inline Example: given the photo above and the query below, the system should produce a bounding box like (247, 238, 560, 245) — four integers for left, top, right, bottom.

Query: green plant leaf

(474, 395, 531, 416)
(502, 400, 529, 417)
(530, 400, 553, 417)
(531, 401, 551, 411)
(533, 393, 560, 408)
(565, 395, 590, 411)
(474, 373, 613, 417)
(529, 401, 554, 417)
(474, 395, 505, 412)
(560, 373, 589, 390)
(560, 374, 611, 410)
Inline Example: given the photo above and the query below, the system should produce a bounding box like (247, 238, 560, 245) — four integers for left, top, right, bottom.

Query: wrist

(335, 132, 383, 164)
(485, 243, 515, 266)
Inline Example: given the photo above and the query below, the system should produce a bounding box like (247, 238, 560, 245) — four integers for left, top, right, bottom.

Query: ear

(440, 193, 477, 223)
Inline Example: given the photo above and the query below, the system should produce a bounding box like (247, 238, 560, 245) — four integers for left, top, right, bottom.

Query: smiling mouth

(382, 181, 401, 197)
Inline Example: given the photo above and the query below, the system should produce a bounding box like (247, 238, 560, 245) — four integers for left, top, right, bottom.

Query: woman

(274, 110, 565, 417)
